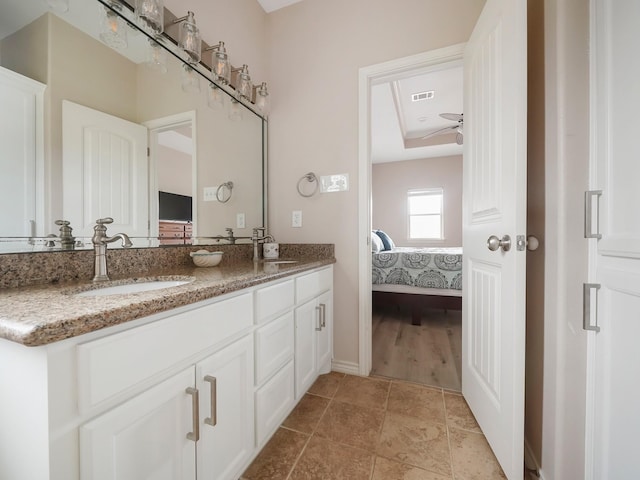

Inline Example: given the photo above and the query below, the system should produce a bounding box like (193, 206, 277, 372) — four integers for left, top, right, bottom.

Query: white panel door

(63, 100, 148, 238)
(462, 0, 527, 478)
(587, 1, 640, 478)
(80, 367, 196, 480)
(0, 67, 44, 236)
(294, 298, 318, 399)
(316, 290, 333, 375)
(197, 335, 254, 480)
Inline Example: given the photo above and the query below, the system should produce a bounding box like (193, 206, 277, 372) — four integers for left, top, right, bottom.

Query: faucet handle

(54, 220, 70, 226)
(96, 217, 114, 225)
(225, 227, 234, 235)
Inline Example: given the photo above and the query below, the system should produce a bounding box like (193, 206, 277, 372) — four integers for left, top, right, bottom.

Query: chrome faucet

(55, 220, 76, 249)
(91, 217, 133, 282)
(252, 227, 273, 262)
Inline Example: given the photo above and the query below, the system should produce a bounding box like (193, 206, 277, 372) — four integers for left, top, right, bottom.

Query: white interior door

(63, 100, 148, 238)
(461, 1, 527, 478)
(587, 1, 640, 478)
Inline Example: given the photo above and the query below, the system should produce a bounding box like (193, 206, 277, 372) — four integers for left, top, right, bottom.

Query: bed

(372, 246, 463, 325)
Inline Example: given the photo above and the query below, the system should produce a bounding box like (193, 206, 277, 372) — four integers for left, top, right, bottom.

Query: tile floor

(242, 372, 506, 480)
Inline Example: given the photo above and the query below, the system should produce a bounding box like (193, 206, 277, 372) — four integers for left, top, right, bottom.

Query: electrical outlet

(203, 186, 217, 202)
(292, 210, 302, 228)
(236, 213, 245, 229)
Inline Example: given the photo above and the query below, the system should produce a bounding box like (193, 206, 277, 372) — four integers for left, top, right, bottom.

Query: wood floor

(371, 304, 462, 391)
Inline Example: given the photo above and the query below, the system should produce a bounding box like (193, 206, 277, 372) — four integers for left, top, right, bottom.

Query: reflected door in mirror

(0, 67, 45, 237)
(63, 101, 149, 238)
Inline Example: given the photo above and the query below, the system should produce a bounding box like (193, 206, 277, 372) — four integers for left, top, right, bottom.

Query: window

(407, 188, 443, 240)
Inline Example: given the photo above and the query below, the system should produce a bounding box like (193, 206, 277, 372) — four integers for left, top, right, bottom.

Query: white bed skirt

(372, 283, 462, 297)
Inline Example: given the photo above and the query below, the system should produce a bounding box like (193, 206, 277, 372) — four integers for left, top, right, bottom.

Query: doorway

(144, 111, 197, 241)
(357, 44, 466, 381)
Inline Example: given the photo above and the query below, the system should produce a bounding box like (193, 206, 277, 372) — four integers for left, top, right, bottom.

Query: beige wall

(265, 0, 484, 365)
(372, 156, 462, 248)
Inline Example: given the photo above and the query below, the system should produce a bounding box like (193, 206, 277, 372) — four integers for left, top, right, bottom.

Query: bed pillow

(375, 230, 395, 251)
(371, 231, 384, 253)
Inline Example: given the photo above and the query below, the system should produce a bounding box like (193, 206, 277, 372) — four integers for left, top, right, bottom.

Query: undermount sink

(264, 260, 298, 264)
(75, 279, 193, 297)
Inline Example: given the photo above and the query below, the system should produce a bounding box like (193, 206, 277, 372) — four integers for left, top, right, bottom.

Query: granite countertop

(0, 258, 335, 347)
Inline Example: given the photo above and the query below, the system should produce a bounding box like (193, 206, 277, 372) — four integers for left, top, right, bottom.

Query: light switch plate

(320, 173, 349, 193)
(292, 210, 302, 228)
(236, 213, 245, 228)
(203, 186, 217, 202)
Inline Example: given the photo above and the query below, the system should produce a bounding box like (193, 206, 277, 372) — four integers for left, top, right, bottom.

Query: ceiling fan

(420, 113, 464, 145)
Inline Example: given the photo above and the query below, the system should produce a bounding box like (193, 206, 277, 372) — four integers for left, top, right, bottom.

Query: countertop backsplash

(0, 244, 335, 289)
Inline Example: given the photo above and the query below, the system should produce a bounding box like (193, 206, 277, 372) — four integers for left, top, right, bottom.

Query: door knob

(487, 235, 511, 252)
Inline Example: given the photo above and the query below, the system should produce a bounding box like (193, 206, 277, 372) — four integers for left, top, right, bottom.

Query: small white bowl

(190, 250, 223, 267)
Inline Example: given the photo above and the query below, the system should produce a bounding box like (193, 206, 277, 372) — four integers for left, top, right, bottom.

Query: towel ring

(216, 181, 234, 203)
(297, 172, 319, 198)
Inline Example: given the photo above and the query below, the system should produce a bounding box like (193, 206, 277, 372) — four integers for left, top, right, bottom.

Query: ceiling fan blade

(420, 125, 457, 139)
(440, 112, 463, 122)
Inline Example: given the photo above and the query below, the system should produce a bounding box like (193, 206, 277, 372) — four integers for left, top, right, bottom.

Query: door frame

(357, 44, 466, 376)
(144, 111, 197, 240)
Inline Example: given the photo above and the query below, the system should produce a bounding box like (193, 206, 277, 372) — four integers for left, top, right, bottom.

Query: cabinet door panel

(255, 360, 295, 448)
(80, 367, 196, 480)
(294, 298, 318, 399)
(316, 290, 333, 375)
(197, 335, 254, 480)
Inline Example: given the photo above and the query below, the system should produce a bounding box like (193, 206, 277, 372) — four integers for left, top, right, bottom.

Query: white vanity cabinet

(294, 267, 333, 399)
(0, 265, 333, 480)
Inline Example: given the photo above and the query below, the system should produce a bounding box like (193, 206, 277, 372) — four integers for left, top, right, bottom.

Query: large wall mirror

(0, 0, 266, 253)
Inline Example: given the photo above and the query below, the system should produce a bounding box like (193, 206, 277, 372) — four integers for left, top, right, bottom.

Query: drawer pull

(204, 375, 217, 427)
(185, 387, 200, 442)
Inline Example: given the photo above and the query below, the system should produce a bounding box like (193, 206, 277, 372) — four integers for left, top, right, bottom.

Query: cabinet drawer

(77, 293, 253, 412)
(255, 360, 295, 448)
(255, 312, 294, 385)
(159, 223, 185, 232)
(295, 267, 332, 304)
(255, 279, 294, 324)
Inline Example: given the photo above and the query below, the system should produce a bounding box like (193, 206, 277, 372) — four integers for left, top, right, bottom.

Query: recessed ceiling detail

(371, 62, 463, 164)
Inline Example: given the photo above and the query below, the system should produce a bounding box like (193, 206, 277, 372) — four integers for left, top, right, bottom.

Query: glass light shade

(207, 83, 225, 110)
(236, 64, 252, 100)
(99, 3, 128, 50)
(46, 0, 69, 13)
(145, 39, 167, 73)
(212, 44, 231, 85)
(181, 64, 201, 93)
(179, 11, 201, 64)
(255, 82, 270, 115)
(135, 0, 164, 35)
(228, 98, 244, 121)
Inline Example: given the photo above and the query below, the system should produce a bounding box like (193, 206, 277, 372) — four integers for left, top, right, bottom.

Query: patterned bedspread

(372, 247, 462, 291)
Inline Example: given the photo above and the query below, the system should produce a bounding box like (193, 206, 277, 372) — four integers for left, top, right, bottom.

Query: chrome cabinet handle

(315, 305, 322, 331)
(319, 303, 326, 328)
(204, 375, 217, 427)
(185, 387, 200, 442)
(487, 235, 511, 252)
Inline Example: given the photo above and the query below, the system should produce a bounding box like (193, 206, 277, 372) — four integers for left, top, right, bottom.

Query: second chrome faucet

(92, 217, 133, 282)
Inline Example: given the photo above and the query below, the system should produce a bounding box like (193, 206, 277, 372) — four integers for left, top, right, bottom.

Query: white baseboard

(331, 359, 360, 376)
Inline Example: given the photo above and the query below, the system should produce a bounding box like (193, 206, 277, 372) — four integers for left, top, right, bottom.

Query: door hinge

(584, 190, 602, 239)
(147, 147, 150, 157)
(583, 283, 601, 332)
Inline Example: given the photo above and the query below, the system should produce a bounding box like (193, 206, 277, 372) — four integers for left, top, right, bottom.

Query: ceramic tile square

(282, 394, 330, 434)
(242, 427, 309, 480)
(289, 435, 374, 480)
(372, 456, 452, 480)
(315, 399, 385, 450)
(307, 371, 345, 398)
(333, 374, 390, 411)
(444, 393, 481, 433)
(448, 427, 506, 479)
(377, 411, 452, 476)
(387, 381, 446, 424)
